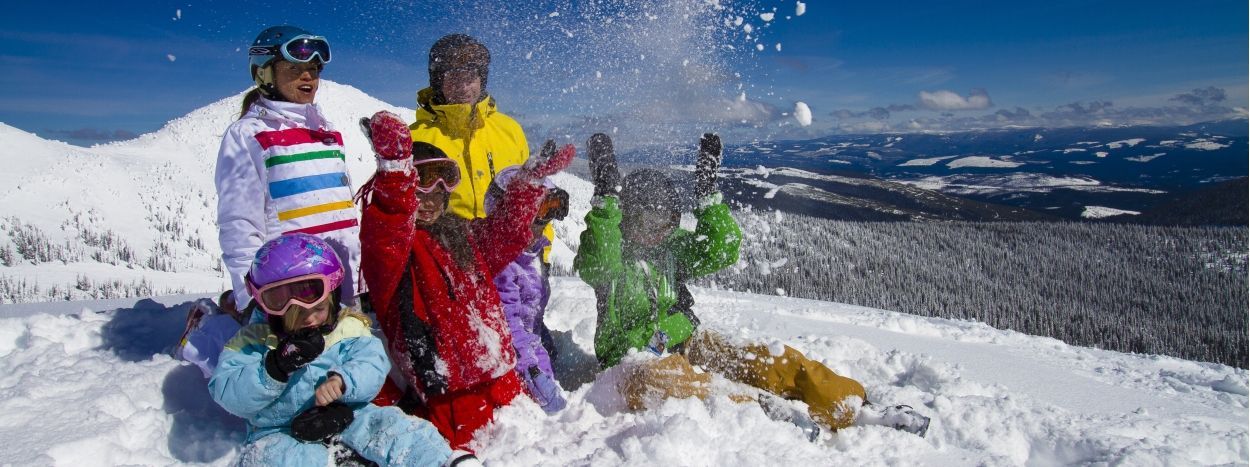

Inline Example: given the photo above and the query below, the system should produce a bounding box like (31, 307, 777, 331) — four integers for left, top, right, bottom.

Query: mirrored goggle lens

(283, 37, 331, 63)
(259, 278, 326, 312)
(414, 160, 461, 192)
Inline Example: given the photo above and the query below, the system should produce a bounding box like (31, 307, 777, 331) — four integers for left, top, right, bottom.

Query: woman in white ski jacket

(216, 25, 361, 313)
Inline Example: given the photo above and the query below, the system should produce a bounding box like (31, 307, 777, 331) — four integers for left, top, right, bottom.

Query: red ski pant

(420, 372, 523, 450)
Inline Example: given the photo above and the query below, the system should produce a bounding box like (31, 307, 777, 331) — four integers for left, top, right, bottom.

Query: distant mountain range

(618, 120, 1248, 224)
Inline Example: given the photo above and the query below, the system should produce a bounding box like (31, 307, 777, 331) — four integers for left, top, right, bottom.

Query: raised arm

(357, 112, 419, 333)
(473, 141, 574, 275)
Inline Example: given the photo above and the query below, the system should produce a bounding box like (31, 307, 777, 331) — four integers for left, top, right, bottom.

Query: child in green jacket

(574, 133, 927, 437)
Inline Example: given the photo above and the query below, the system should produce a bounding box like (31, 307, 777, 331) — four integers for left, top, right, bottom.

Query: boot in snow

(757, 393, 821, 442)
(860, 404, 930, 437)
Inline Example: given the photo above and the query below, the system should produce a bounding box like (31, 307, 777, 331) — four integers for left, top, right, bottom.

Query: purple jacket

(494, 236, 554, 378)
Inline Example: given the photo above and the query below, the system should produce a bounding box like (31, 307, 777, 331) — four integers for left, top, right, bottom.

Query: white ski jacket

(215, 97, 361, 309)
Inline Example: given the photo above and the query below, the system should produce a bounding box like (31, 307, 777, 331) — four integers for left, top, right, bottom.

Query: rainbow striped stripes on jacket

(255, 128, 358, 236)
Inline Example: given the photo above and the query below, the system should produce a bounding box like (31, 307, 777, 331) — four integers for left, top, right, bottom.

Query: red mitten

(523, 140, 575, 180)
(361, 111, 411, 161)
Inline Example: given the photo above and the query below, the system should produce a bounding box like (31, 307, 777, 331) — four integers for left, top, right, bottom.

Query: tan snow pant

(619, 330, 867, 430)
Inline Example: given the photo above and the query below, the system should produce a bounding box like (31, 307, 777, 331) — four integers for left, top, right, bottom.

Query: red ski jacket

(360, 168, 544, 400)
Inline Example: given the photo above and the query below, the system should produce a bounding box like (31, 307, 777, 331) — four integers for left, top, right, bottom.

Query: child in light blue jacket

(210, 233, 475, 466)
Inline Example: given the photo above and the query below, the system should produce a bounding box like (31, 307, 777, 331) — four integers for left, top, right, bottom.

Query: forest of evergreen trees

(698, 212, 1248, 368)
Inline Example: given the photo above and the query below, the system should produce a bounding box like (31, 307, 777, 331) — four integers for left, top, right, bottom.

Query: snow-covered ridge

(897, 172, 1168, 196)
(0, 82, 417, 303)
(946, 156, 1023, 169)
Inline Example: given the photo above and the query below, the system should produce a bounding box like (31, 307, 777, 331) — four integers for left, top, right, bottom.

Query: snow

(796, 2, 807, 16)
(794, 102, 812, 127)
(898, 173, 1166, 196)
(1094, 151, 1109, 158)
(1126, 153, 1166, 163)
(898, 156, 958, 167)
(0, 82, 438, 303)
(1186, 139, 1231, 150)
(1081, 206, 1141, 219)
(946, 156, 1023, 169)
(1105, 138, 1146, 149)
(0, 280, 1244, 465)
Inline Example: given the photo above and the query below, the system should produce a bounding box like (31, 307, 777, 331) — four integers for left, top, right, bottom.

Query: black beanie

(429, 34, 490, 99)
(411, 141, 449, 161)
(620, 169, 679, 214)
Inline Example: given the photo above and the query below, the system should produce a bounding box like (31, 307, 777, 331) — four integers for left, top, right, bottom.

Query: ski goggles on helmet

(247, 273, 334, 316)
(535, 188, 570, 224)
(251, 35, 332, 65)
(413, 158, 461, 193)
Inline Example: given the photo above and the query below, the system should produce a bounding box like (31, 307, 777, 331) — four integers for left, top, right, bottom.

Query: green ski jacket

(574, 195, 741, 367)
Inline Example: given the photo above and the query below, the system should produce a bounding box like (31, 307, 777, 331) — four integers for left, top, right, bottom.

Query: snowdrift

(0, 280, 1244, 466)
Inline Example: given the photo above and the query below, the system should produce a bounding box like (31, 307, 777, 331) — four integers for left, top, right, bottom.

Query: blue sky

(1, 0, 1245, 147)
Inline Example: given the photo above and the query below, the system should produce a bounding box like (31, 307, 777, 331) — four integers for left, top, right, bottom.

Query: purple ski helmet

(246, 233, 345, 290)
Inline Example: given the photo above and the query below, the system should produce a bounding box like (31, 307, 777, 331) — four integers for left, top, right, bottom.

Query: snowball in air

(796, 2, 807, 16)
(794, 102, 812, 126)
(760, 13, 775, 22)
(166, 54, 176, 62)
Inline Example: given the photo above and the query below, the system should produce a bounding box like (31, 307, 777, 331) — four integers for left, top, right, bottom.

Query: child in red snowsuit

(357, 111, 573, 449)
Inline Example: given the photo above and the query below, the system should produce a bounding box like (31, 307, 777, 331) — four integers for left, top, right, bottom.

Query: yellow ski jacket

(409, 87, 554, 253)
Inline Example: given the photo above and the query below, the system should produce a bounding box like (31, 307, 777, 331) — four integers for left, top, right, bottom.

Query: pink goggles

(246, 273, 334, 316)
(413, 158, 461, 193)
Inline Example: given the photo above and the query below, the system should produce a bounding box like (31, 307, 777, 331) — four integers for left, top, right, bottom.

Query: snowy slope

(0, 82, 415, 302)
(0, 283, 1244, 466)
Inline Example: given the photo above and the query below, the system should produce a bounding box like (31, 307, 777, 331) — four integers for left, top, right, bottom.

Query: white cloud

(918, 89, 992, 111)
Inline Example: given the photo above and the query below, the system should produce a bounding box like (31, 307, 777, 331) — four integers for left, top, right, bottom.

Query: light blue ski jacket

(210, 311, 451, 466)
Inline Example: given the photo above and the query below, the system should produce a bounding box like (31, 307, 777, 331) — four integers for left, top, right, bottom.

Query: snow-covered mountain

(623, 122, 1247, 221)
(0, 81, 594, 303)
(0, 281, 1244, 465)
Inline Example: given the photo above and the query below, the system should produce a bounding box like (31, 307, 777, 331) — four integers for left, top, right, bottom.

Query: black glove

(587, 133, 621, 197)
(265, 327, 325, 382)
(291, 401, 355, 442)
(694, 133, 722, 199)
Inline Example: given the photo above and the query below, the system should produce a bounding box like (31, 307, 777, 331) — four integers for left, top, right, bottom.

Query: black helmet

(428, 34, 490, 100)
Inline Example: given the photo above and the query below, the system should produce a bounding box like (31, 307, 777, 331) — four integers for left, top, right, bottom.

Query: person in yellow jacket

(408, 33, 556, 254)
